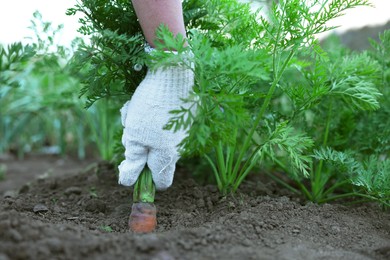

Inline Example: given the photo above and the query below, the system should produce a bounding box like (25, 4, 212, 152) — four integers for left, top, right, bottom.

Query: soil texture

(0, 156, 389, 260)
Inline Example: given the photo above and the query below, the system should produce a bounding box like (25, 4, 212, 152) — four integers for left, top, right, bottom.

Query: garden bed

(0, 156, 389, 260)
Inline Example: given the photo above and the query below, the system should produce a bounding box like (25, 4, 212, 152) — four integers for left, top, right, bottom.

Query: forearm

(131, 0, 187, 47)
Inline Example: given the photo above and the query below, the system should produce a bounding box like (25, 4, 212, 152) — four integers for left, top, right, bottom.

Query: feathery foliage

(68, 0, 388, 205)
(155, 0, 375, 195)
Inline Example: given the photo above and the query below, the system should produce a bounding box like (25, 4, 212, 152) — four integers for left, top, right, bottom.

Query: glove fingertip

(154, 172, 174, 191)
(118, 160, 144, 187)
(148, 151, 178, 191)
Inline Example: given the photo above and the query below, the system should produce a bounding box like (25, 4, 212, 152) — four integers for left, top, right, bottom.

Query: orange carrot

(129, 168, 157, 233)
(129, 202, 157, 233)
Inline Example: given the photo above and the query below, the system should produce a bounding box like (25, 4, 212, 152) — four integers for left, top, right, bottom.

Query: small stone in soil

(64, 187, 83, 196)
(151, 251, 175, 260)
(3, 190, 17, 199)
(66, 217, 79, 220)
(255, 226, 262, 234)
(33, 204, 49, 213)
(292, 229, 300, 234)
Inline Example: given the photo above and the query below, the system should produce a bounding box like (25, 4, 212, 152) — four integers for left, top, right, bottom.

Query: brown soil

(0, 155, 389, 260)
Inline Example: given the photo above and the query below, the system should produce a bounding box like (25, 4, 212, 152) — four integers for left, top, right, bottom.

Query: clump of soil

(0, 159, 389, 260)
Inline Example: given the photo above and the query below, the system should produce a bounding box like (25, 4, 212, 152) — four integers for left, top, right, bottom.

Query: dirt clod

(85, 199, 107, 213)
(3, 191, 17, 199)
(33, 204, 49, 213)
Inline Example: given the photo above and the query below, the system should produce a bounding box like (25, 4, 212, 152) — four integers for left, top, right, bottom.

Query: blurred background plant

(0, 164, 6, 181)
(0, 11, 121, 160)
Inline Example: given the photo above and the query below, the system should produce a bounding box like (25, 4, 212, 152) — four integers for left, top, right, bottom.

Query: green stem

(216, 141, 227, 186)
(232, 50, 295, 181)
(321, 179, 350, 198)
(233, 154, 258, 192)
(226, 142, 236, 185)
(225, 129, 238, 186)
(298, 182, 313, 201)
(231, 2, 292, 182)
(133, 167, 155, 203)
(59, 118, 66, 156)
(264, 154, 311, 199)
(205, 154, 222, 192)
(264, 171, 300, 195)
(105, 98, 110, 159)
(313, 103, 332, 199)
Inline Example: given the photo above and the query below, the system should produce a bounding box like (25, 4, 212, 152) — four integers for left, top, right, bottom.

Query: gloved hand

(118, 63, 194, 190)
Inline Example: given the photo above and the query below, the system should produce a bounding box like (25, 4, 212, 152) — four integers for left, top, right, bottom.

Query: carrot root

(129, 202, 157, 233)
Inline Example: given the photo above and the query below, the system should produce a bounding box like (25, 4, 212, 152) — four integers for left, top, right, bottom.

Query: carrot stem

(133, 167, 155, 203)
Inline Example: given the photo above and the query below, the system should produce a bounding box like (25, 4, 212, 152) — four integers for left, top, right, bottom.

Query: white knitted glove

(118, 64, 194, 190)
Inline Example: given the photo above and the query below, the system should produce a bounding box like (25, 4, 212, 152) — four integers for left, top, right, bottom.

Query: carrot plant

(310, 31, 390, 205)
(254, 29, 389, 205)
(0, 12, 122, 160)
(130, 168, 157, 233)
(68, 0, 388, 207)
(0, 14, 86, 157)
(157, 0, 374, 195)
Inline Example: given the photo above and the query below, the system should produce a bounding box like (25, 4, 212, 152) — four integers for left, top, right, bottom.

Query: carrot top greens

(62, 0, 390, 206)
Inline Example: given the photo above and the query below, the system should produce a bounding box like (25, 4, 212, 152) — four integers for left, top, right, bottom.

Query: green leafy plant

(69, 0, 389, 207)
(0, 11, 124, 160)
(0, 13, 86, 157)
(295, 48, 381, 203)
(262, 29, 389, 205)
(353, 30, 390, 156)
(66, 0, 151, 108)
(99, 225, 114, 232)
(310, 148, 390, 205)
(158, 0, 374, 195)
(89, 186, 98, 198)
